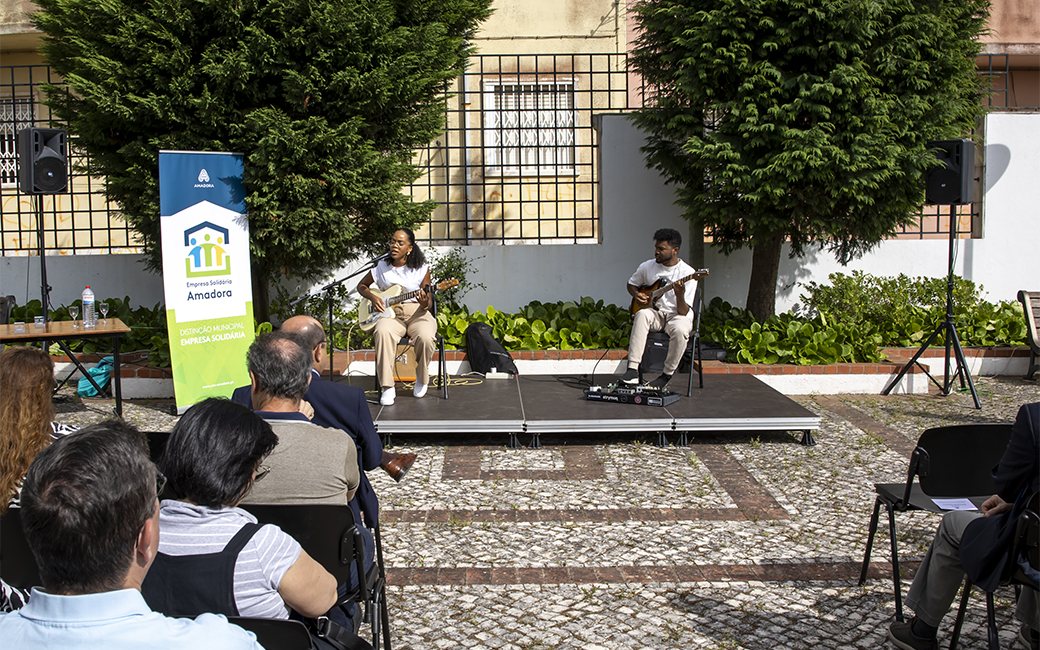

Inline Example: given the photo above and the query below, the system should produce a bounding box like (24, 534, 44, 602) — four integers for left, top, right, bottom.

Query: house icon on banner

(184, 221, 231, 278)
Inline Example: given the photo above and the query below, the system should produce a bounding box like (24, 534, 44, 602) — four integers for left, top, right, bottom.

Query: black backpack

(465, 322, 519, 375)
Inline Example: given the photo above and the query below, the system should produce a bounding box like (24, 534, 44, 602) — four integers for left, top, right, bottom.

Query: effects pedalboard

(584, 383, 680, 407)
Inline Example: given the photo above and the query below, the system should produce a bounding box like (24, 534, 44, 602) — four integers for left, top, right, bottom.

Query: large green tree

(629, 0, 989, 319)
(33, 0, 492, 321)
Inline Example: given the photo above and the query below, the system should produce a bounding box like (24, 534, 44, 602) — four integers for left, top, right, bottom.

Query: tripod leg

(882, 326, 943, 396)
(948, 324, 981, 409)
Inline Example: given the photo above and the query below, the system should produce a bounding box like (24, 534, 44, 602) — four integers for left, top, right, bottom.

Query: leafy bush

(429, 246, 486, 309)
(799, 271, 1026, 348)
(702, 297, 886, 365)
(437, 297, 633, 351)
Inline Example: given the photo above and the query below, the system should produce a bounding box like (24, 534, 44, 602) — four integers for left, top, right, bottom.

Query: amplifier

(584, 386, 680, 407)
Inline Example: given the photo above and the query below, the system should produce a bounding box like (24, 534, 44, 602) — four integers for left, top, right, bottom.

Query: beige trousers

(373, 302, 437, 388)
(626, 308, 693, 375)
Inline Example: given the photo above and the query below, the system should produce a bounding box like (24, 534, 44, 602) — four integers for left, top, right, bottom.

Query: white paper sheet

(932, 498, 977, 511)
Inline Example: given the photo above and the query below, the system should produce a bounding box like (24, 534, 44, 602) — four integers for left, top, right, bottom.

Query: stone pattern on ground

(58, 377, 1039, 649)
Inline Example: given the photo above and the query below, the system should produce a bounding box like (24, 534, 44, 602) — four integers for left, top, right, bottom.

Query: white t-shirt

(628, 258, 698, 319)
(372, 260, 429, 303)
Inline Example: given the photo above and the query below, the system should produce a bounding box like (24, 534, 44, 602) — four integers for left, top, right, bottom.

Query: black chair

(228, 617, 315, 650)
(0, 508, 42, 594)
(858, 423, 1014, 622)
(0, 295, 15, 325)
(240, 504, 390, 650)
(948, 491, 1040, 650)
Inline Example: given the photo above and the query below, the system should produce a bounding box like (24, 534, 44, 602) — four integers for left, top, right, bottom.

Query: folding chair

(240, 504, 390, 650)
(0, 508, 42, 593)
(858, 423, 1014, 621)
(948, 491, 1040, 650)
(0, 295, 15, 325)
(228, 617, 316, 650)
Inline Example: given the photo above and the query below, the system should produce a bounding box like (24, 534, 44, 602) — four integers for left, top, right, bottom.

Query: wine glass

(100, 302, 109, 325)
(68, 305, 79, 328)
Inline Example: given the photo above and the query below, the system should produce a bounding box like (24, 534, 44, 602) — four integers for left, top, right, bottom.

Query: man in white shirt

(0, 420, 262, 649)
(620, 228, 699, 389)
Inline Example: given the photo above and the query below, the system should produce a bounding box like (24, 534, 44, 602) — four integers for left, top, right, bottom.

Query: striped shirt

(157, 501, 301, 619)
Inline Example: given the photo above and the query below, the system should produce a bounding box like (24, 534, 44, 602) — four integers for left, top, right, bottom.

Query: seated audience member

(0, 345, 77, 612)
(232, 315, 415, 530)
(888, 401, 1040, 650)
(0, 419, 261, 649)
(142, 398, 337, 623)
(238, 331, 374, 628)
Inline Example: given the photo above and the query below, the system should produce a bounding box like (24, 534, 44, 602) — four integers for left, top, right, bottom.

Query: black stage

(345, 374, 821, 448)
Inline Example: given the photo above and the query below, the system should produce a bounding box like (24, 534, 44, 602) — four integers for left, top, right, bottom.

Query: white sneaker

(380, 386, 396, 406)
(413, 381, 428, 398)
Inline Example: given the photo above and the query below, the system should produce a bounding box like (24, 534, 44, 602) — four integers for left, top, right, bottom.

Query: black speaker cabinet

(925, 139, 974, 205)
(17, 127, 69, 194)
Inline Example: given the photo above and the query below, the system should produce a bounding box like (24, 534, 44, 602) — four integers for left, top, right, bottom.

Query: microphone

(370, 252, 390, 264)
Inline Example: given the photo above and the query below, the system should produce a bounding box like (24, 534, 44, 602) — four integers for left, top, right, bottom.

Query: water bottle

(82, 286, 96, 328)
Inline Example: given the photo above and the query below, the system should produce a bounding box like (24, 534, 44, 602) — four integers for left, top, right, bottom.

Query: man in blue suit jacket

(888, 402, 1039, 650)
(233, 315, 415, 528)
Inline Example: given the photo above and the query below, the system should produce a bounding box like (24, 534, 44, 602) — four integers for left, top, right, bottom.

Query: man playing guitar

(620, 228, 701, 389)
(357, 228, 436, 406)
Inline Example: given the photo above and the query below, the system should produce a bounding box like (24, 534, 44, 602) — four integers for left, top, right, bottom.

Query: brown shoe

(887, 620, 938, 650)
(382, 452, 417, 483)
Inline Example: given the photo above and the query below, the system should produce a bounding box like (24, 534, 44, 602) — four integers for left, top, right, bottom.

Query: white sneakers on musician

(380, 386, 396, 406)
(413, 381, 428, 398)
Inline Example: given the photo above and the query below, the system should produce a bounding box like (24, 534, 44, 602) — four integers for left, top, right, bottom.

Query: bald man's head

(281, 315, 326, 370)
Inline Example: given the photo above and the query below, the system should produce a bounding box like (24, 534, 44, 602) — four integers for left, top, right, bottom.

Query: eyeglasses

(388, 239, 408, 248)
(156, 471, 167, 497)
(255, 465, 271, 482)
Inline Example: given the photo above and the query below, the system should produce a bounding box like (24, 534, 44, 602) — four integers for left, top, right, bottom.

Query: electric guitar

(358, 279, 459, 332)
(630, 269, 709, 315)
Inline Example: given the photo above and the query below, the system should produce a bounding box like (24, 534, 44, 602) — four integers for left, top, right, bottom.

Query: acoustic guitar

(630, 269, 709, 315)
(358, 279, 459, 332)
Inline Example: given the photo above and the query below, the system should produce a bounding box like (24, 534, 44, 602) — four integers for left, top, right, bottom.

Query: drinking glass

(100, 302, 109, 325)
(69, 305, 80, 328)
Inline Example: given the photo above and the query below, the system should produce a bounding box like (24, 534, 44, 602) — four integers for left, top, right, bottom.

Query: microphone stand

(288, 255, 386, 382)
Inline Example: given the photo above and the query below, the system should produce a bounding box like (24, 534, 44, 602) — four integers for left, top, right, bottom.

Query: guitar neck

(385, 285, 427, 307)
(651, 272, 701, 299)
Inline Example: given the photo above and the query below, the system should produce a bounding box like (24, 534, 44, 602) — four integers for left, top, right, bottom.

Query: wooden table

(0, 318, 132, 417)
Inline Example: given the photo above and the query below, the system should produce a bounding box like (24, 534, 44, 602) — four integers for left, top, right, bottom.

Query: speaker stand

(33, 195, 109, 399)
(882, 204, 980, 408)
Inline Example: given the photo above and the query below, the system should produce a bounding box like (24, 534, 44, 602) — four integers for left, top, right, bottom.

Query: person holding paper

(887, 401, 1040, 650)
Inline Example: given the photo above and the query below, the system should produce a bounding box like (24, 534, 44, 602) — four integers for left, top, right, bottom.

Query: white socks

(380, 386, 396, 406)
(413, 381, 428, 398)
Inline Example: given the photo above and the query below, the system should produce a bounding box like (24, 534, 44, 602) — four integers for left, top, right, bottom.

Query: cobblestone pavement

(57, 376, 1039, 649)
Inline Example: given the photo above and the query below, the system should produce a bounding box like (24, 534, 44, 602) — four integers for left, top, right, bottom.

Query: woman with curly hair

(0, 346, 75, 511)
(0, 345, 76, 611)
(357, 228, 437, 406)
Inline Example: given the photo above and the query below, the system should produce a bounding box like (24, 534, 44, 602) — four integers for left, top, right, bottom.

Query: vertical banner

(159, 151, 254, 412)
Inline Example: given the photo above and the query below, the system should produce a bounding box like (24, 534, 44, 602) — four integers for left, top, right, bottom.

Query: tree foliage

(32, 0, 492, 317)
(629, 0, 989, 318)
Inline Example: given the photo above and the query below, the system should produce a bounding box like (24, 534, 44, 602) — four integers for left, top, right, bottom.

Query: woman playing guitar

(357, 228, 437, 406)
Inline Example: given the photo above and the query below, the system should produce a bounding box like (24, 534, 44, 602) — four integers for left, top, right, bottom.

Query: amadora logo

(184, 221, 232, 284)
(194, 168, 215, 188)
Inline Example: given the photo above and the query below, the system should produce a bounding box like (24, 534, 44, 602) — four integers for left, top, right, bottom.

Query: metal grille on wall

(0, 65, 140, 256)
(2, 56, 1032, 254)
(409, 53, 630, 245)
